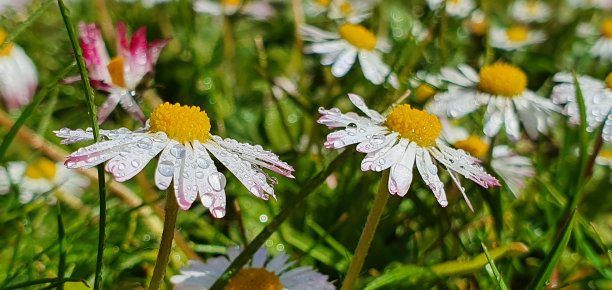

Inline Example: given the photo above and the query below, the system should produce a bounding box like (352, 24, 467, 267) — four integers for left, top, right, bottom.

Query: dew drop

(158, 161, 174, 177)
(131, 160, 140, 168)
(428, 165, 438, 175)
(201, 193, 214, 207)
(137, 138, 153, 149)
(170, 144, 186, 159)
(118, 163, 126, 170)
(254, 172, 267, 185)
(378, 159, 385, 165)
(333, 140, 345, 148)
(87, 156, 98, 163)
(212, 207, 226, 218)
(370, 134, 385, 145)
(208, 172, 227, 191)
(153, 132, 168, 142)
(259, 214, 268, 223)
(250, 186, 263, 196)
(196, 158, 210, 169)
(196, 171, 204, 179)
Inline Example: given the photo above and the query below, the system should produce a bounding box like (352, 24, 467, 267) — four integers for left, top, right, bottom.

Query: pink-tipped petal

(97, 93, 121, 124)
(78, 22, 111, 82)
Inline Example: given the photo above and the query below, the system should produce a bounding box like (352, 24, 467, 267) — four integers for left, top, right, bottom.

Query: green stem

(209, 149, 354, 289)
(341, 170, 391, 290)
(148, 188, 179, 290)
(57, 1, 105, 289)
(57, 203, 66, 290)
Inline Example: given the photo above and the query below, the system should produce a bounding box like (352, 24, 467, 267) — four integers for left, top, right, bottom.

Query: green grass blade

(0, 62, 75, 163)
(526, 209, 577, 290)
(481, 242, 509, 290)
(56, 1, 106, 289)
(57, 203, 66, 290)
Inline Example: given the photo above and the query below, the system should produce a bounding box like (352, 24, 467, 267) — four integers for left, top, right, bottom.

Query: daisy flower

(551, 72, 612, 142)
(0, 159, 90, 204)
(171, 246, 335, 289)
(427, 62, 559, 141)
(117, 0, 174, 8)
(510, 0, 551, 23)
(427, 0, 475, 18)
(0, 28, 38, 111)
(442, 120, 535, 197)
(591, 18, 612, 61)
(301, 24, 399, 87)
(596, 149, 612, 167)
(318, 93, 499, 209)
(464, 9, 488, 36)
(193, 0, 275, 21)
(67, 22, 170, 124)
(490, 26, 546, 51)
(54, 103, 294, 218)
(328, 0, 373, 24)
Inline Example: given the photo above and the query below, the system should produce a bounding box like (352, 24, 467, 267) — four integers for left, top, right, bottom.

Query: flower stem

(341, 170, 391, 290)
(149, 188, 179, 290)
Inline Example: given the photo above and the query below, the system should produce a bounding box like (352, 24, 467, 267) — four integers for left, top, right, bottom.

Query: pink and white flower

(193, 0, 275, 21)
(318, 94, 499, 210)
(67, 22, 170, 124)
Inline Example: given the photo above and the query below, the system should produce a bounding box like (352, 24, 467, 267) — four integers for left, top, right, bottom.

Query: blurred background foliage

(0, 0, 612, 289)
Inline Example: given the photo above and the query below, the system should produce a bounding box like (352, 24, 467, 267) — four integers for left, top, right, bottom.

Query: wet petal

(331, 47, 357, 77)
(360, 139, 406, 172)
(104, 133, 167, 182)
(388, 142, 416, 197)
(415, 148, 448, 207)
(193, 140, 227, 218)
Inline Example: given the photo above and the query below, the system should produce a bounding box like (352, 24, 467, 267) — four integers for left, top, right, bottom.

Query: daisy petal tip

(210, 207, 226, 218)
(348, 93, 365, 105)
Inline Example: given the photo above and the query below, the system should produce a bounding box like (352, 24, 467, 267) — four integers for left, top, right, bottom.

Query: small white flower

(464, 9, 488, 36)
(0, 29, 38, 111)
(0, 159, 90, 204)
(55, 102, 294, 218)
(427, 63, 559, 141)
(441, 120, 535, 197)
(301, 24, 398, 87)
(328, 0, 374, 24)
(510, 1, 551, 23)
(552, 72, 612, 142)
(596, 149, 612, 167)
(591, 18, 612, 61)
(318, 94, 500, 210)
(490, 26, 546, 51)
(171, 246, 335, 289)
(193, 0, 275, 21)
(427, 0, 475, 18)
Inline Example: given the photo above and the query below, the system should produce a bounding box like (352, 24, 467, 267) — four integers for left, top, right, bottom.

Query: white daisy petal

(447, 169, 474, 212)
(358, 50, 388, 85)
(331, 47, 357, 77)
(483, 97, 505, 137)
(252, 247, 268, 268)
(348, 93, 385, 123)
(104, 134, 167, 182)
(388, 142, 417, 197)
(356, 132, 399, 153)
(415, 148, 448, 207)
(172, 144, 198, 210)
(155, 139, 180, 190)
(192, 140, 226, 217)
(504, 103, 521, 141)
(360, 139, 406, 172)
(306, 39, 348, 54)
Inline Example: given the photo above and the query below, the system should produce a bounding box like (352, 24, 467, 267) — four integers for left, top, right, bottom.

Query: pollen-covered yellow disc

(453, 136, 489, 158)
(478, 62, 527, 97)
(25, 159, 57, 180)
(226, 268, 282, 290)
(0, 29, 14, 56)
(601, 18, 612, 39)
(149, 102, 211, 143)
(385, 104, 442, 147)
(338, 24, 377, 50)
(506, 26, 529, 42)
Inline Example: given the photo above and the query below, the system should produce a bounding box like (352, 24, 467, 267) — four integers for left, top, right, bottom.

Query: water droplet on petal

(170, 144, 186, 159)
(196, 158, 210, 169)
(333, 140, 345, 148)
(118, 163, 126, 170)
(250, 186, 263, 196)
(201, 193, 214, 207)
(87, 156, 98, 163)
(428, 165, 437, 175)
(158, 161, 174, 177)
(195, 171, 204, 179)
(131, 160, 140, 168)
(137, 138, 153, 149)
(208, 172, 226, 191)
(212, 207, 226, 218)
(153, 132, 168, 142)
(254, 172, 267, 185)
(370, 134, 385, 145)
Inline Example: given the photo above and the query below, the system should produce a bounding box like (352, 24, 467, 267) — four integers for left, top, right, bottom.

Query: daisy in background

(328, 0, 374, 24)
(0, 0, 29, 14)
(55, 102, 294, 218)
(591, 18, 612, 61)
(441, 119, 535, 197)
(193, 0, 275, 21)
(410, 71, 442, 103)
(551, 72, 612, 143)
(464, 9, 488, 36)
(318, 93, 499, 210)
(427, 0, 475, 18)
(427, 62, 559, 141)
(171, 246, 335, 289)
(490, 26, 546, 51)
(510, 0, 551, 23)
(301, 24, 399, 88)
(0, 159, 90, 204)
(65, 22, 170, 124)
(117, 0, 174, 8)
(0, 28, 38, 111)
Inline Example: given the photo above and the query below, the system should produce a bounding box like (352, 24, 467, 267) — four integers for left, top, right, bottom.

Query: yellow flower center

(478, 62, 527, 97)
(385, 104, 442, 147)
(25, 159, 57, 180)
(107, 56, 126, 88)
(599, 149, 612, 159)
(453, 136, 489, 158)
(340, 2, 353, 14)
(225, 268, 282, 290)
(601, 18, 612, 39)
(414, 83, 437, 102)
(338, 24, 377, 50)
(149, 102, 211, 144)
(222, 0, 242, 7)
(315, 0, 331, 7)
(449, 0, 460, 3)
(0, 29, 14, 56)
(506, 26, 529, 42)
(605, 72, 612, 90)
